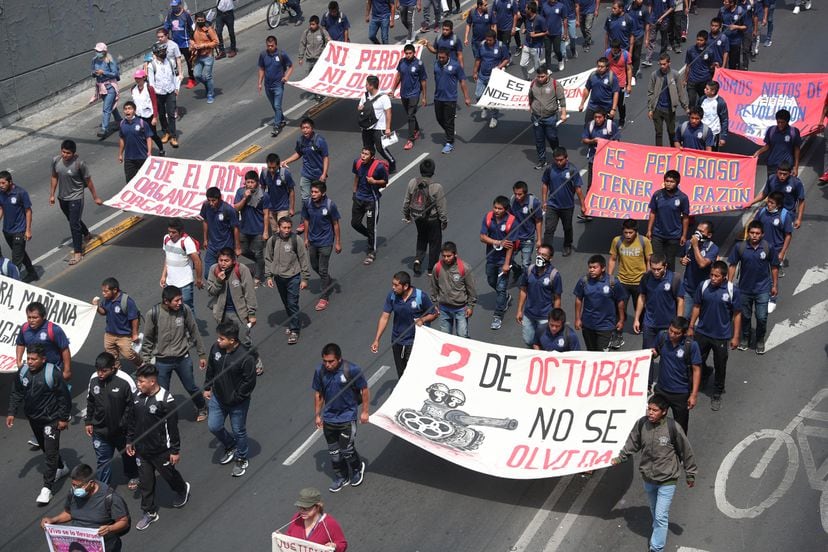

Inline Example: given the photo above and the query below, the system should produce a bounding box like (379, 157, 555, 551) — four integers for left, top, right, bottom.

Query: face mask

(535, 256, 549, 268)
(96, 52, 105, 58)
(73, 486, 89, 498)
(767, 207, 778, 214)
(197, 22, 206, 27)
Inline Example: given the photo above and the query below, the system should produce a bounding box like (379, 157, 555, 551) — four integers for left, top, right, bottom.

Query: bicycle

(266, 0, 299, 29)
(715, 388, 828, 533)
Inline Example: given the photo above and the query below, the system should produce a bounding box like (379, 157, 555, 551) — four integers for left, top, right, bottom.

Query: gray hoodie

(617, 416, 697, 484)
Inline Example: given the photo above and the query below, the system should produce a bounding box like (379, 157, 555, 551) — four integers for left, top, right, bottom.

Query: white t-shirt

(163, 234, 198, 286)
(700, 96, 721, 136)
(359, 92, 391, 131)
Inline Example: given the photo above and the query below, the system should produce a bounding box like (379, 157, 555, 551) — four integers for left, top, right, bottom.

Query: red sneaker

(185, 78, 196, 89)
(820, 171, 828, 184)
(404, 140, 415, 150)
(296, 222, 305, 234)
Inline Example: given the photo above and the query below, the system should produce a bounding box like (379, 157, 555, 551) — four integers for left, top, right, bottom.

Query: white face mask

(535, 256, 549, 268)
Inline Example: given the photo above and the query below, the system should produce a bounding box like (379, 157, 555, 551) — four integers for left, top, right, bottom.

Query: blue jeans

(475, 77, 499, 119)
(204, 249, 219, 280)
(682, 292, 694, 319)
(531, 113, 560, 163)
(101, 84, 122, 132)
(438, 307, 469, 337)
(286, 0, 303, 17)
(368, 16, 390, 44)
(265, 84, 285, 127)
(207, 395, 250, 459)
(193, 55, 215, 96)
(643, 481, 676, 552)
(741, 291, 770, 342)
(563, 19, 578, 57)
(516, 238, 535, 274)
(275, 274, 301, 332)
(180, 282, 195, 315)
(521, 316, 546, 347)
(92, 432, 138, 485)
(59, 198, 89, 253)
(156, 355, 207, 411)
(471, 40, 481, 59)
(485, 261, 510, 317)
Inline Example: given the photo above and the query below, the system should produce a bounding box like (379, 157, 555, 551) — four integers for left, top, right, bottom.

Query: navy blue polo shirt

(639, 270, 680, 329)
(16, 321, 70, 367)
(626, 3, 647, 39)
(478, 40, 509, 79)
(542, 163, 583, 209)
(604, 13, 633, 49)
(524, 15, 547, 48)
(583, 120, 620, 161)
(302, 196, 340, 247)
(321, 12, 350, 41)
(676, 122, 715, 150)
(755, 207, 793, 253)
(536, 325, 581, 351)
(258, 49, 292, 88)
(510, 194, 543, 241)
(762, 125, 802, 170)
(585, 71, 619, 111)
(295, 133, 329, 180)
(434, 33, 463, 61)
(561, 0, 576, 20)
(648, 189, 689, 240)
(491, 0, 518, 31)
(685, 45, 714, 84)
(370, 0, 392, 18)
(693, 279, 741, 339)
(740, 0, 757, 35)
(352, 159, 389, 202)
(656, 72, 671, 111)
(719, 5, 746, 45)
(396, 57, 427, 99)
(0, 185, 32, 234)
(383, 287, 435, 346)
(519, 265, 562, 320)
(467, 8, 493, 42)
(199, 200, 239, 252)
(312, 361, 367, 424)
(708, 32, 730, 66)
(649, 0, 674, 22)
(233, 187, 271, 236)
(481, 212, 517, 264)
(577, 0, 596, 13)
(680, 240, 719, 296)
(541, 1, 567, 35)
(573, 274, 628, 331)
(433, 59, 466, 102)
(655, 332, 702, 393)
(100, 293, 140, 336)
(260, 167, 295, 212)
(728, 240, 779, 294)
(119, 117, 150, 161)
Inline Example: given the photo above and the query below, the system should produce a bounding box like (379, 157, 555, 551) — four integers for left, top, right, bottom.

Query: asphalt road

(1, 1, 827, 551)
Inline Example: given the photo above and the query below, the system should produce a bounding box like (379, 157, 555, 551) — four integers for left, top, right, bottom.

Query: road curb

(83, 215, 144, 256)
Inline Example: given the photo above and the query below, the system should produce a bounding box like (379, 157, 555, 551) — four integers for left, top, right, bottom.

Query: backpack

(19, 363, 58, 390)
(641, 270, 682, 300)
(164, 233, 200, 256)
(212, 263, 242, 281)
(355, 158, 390, 184)
(700, 279, 735, 303)
(768, 124, 795, 143)
(358, 93, 383, 129)
(387, 288, 424, 311)
(588, 118, 615, 137)
(341, 361, 363, 405)
(614, 234, 646, 258)
(679, 121, 712, 144)
(636, 415, 684, 463)
(409, 179, 437, 220)
(655, 332, 694, 388)
(580, 275, 616, 293)
(20, 320, 57, 345)
(757, 206, 789, 228)
(434, 258, 466, 278)
(104, 487, 131, 536)
(735, 239, 770, 261)
(485, 211, 517, 237)
(118, 293, 143, 329)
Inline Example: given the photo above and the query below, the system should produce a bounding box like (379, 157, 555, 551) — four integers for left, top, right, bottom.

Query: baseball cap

(94, 42, 107, 52)
(294, 488, 321, 508)
(134, 69, 147, 79)
(170, 0, 181, 6)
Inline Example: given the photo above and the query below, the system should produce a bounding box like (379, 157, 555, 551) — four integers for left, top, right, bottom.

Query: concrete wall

(0, 0, 266, 123)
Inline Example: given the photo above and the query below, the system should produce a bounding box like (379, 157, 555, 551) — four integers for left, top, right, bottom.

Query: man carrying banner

(673, 106, 714, 151)
(94, 278, 144, 373)
(541, 147, 586, 254)
(280, 487, 348, 551)
(699, 80, 728, 151)
(748, 162, 805, 233)
(313, 343, 369, 493)
(366, 0, 395, 45)
(473, 31, 511, 128)
(574, 254, 628, 351)
(647, 53, 688, 147)
(257, 36, 294, 137)
(529, 65, 567, 170)
(391, 44, 428, 151)
(0, 172, 36, 281)
(430, 241, 477, 337)
(646, 170, 689, 272)
(516, 243, 562, 347)
(358, 76, 397, 171)
(752, 109, 802, 176)
(351, 147, 389, 265)
(200, 186, 241, 281)
(533, 307, 581, 351)
(433, 49, 472, 154)
(371, 271, 437, 376)
(679, 221, 718, 318)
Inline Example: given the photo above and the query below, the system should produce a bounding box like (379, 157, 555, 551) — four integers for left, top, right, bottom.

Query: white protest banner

(0, 276, 96, 373)
(104, 158, 264, 218)
(44, 524, 105, 552)
(475, 68, 592, 112)
(272, 532, 334, 552)
(372, 327, 650, 478)
(290, 41, 424, 99)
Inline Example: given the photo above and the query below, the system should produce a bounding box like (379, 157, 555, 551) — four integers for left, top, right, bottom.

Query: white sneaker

(805, 0, 811, 8)
(481, 108, 488, 119)
(54, 465, 70, 481)
(631, 77, 637, 87)
(36, 487, 53, 505)
(558, 60, 565, 72)
(489, 117, 498, 128)
(792, 5, 800, 13)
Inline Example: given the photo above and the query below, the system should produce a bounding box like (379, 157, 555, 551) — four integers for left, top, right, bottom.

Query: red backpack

(434, 258, 466, 278)
(164, 232, 200, 254)
(355, 158, 389, 184)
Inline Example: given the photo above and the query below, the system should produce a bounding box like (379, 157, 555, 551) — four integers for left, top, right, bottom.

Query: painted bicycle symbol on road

(715, 388, 828, 533)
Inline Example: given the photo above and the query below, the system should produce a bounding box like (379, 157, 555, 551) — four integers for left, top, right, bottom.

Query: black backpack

(358, 93, 382, 129)
(409, 179, 436, 220)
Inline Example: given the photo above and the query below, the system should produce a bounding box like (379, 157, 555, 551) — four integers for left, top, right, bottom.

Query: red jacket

(284, 513, 348, 552)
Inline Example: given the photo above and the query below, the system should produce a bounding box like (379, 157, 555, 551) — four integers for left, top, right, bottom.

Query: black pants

(657, 388, 691, 435)
(30, 419, 65, 490)
(622, 282, 640, 321)
(180, 47, 195, 79)
(544, 35, 564, 65)
(215, 8, 237, 52)
(631, 35, 643, 76)
(139, 116, 165, 153)
(686, 82, 706, 109)
(400, 97, 421, 140)
(361, 129, 396, 170)
(415, 217, 442, 272)
(124, 158, 146, 184)
(323, 421, 362, 479)
(652, 108, 676, 147)
(651, 235, 681, 272)
(351, 198, 379, 253)
(617, 92, 627, 126)
(239, 233, 265, 280)
(543, 207, 574, 249)
(434, 100, 456, 144)
(399, 5, 416, 41)
(3, 231, 34, 273)
(581, 327, 612, 351)
(392, 343, 413, 377)
(156, 92, 177, 136)
(137, 449, 187, 514)
(696, 332, 729, 394)
(59, 198, 90, 253)
(496, 30, 513, 54)
(728, 42, 743, 70)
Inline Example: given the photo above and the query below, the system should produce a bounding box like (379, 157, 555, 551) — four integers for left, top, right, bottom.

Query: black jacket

(127, 388, 181, 455)
(84, 370, 136, 440)
(7, 363, 71, 423)
(204, 342, 257, 407)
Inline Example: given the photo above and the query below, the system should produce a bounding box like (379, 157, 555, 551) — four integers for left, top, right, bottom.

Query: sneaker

(206, 94, 215, 104)
(185, 78, 196, 89)
(219, 447, 237, 465)
(315, 298, 329, 311)
(609, 332, 625, 349)
(328, 476, 350, 493)
(350, 461, 366, 486)
(441, 143, 454, 154)
(363, 251, 376, 265)
(819, 171, 828, 184)
(36, 487, 53, 505)
(764, 40, 772, 47)
(231, 458, 249, 477)
(489, 117, 498, 128)
(576, 213, 593, 222)
(673, 45, 681, 53)
(227, 50, 237, 58)
(136, 512, 159, 531)
(278, 120, 288, 129)
(215, 51, 227, 60)
(288, 331, 299, 345)
(481, 108, 489, 119)
(558, 60, 565, 72)
(641, 59, 653, 67)
(792, 5, 800, 13)
(157, 150, 166, 157)
(196, 408, 208, 422)
(490, 316, 503, 330)
(54, 465, 70, 481)
(296, 222, 305, 234)
(805, 0, 812, 8)
(170, 137, 179, 148)
(711, 394, 722, 411)
(534, 161, 549, 170)
(562, 246, 573, 257)
(404, 140, 415, 150)
(504, 293, 513, 312)
(631, 77, 636, 86)
(413, 259, 422, 275)
(28, 437, 40, 449)
(161, 132, 171, 144)
(737, 338, 749, 351)
(756, 341, 766, 355)
(782, 257, 789, 268)
(173, 482, 191, 508)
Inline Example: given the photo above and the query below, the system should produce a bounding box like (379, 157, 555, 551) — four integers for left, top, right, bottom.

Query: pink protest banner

(44, 524, 105, 552)
(104, 158, 264, 218)
(583, 139, 757, 220)
(289, 41, 423, 99)
(715, 68, 828, 145)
